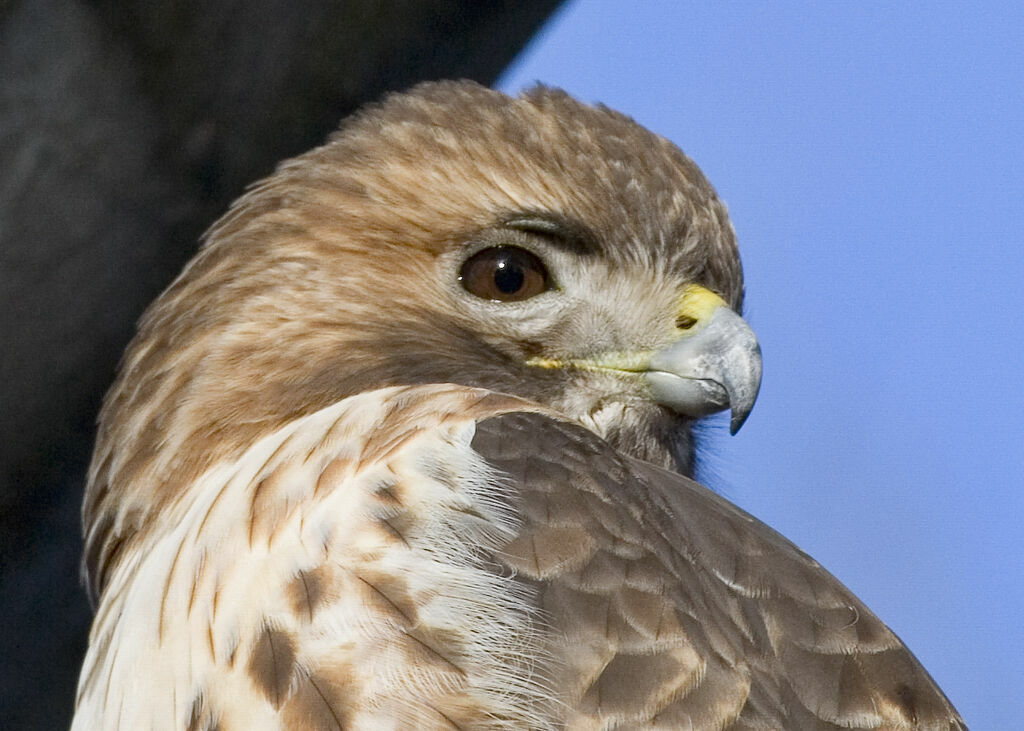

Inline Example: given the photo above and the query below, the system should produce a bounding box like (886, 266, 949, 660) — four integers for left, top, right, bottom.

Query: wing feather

(471, 411, 965, 730)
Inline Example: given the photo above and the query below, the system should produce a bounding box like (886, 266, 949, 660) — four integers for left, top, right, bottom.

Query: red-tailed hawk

(74, 81, 963, 729)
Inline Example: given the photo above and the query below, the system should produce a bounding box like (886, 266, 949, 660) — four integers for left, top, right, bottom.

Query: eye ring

(458, 246, 550, 302)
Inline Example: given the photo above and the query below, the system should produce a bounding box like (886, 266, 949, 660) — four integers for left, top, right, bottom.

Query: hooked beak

(644, 303, 761, 434)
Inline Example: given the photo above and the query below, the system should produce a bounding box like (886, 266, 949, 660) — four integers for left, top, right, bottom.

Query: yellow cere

(676, 284, 727, 331)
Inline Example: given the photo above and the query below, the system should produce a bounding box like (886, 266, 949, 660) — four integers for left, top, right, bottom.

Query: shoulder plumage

(470, 412, 965, 729)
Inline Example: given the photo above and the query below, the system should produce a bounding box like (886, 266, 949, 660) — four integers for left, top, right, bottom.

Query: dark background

(0, 2, 562, 727)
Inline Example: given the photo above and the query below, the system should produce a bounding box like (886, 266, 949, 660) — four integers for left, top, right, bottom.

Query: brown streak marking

(321, 406, 360, 454)
(248, 477, 268, 549)
(95, 529, 135, 601)
(326, 409, 351, 439)
(362, 430, 418, 468)
(158, 537, 188, 644)
(355, 575, 414, 626)
(403, 628, 467, 677)
(307, 676, 345, 731)
(299, 571, 316, 622)
(253, 468, 299, 548)
(378, 517, 411, 548)
(357, 405, 433, 468)
(266, 496, 296, 552)
(374, 481, 402, 505)
(186, 694, 203, 731)
(290, 568, 325, 622)
(315, 457, 350, 498)
(207, 623, 216, 661)
(186, 552, 206, 617)
(449, 504, 486, 521)
(211, 581, 220, 624)
(248, 439, 299, 542)
(195, 430, 293, 540)
(248, 624, 297, 709)
(187, 576, 199, 616)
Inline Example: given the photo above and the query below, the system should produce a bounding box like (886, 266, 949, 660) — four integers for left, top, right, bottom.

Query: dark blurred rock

(0, 1, 561, 727)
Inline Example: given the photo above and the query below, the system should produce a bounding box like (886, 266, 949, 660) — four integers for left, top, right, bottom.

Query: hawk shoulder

(75, 385, 963, 729)
(472, 411, 964, 729)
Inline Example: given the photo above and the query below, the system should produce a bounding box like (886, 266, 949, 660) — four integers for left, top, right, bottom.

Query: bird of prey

(73, 81, 963, 729)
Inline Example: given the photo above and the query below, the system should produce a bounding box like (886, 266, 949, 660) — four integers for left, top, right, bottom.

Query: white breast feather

(73, 386, 556, 730)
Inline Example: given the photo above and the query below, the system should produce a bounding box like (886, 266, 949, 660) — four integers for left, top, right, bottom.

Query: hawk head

(85, 80, 760, 596)
(77, 82, 963, 731)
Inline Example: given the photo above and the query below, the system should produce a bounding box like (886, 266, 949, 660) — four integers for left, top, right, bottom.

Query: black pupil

(494, 257, 525, 293)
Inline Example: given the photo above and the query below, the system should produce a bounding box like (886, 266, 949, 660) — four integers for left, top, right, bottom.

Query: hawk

(74, 81, 963, 729)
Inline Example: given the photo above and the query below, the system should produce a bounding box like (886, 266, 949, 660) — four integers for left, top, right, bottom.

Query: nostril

(675, 315, 698, 331)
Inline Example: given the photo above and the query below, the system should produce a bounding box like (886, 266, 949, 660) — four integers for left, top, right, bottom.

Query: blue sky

(499, 2, 1022, 727)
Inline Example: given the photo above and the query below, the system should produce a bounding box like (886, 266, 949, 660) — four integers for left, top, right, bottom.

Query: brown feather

(471, 412, 964, 728)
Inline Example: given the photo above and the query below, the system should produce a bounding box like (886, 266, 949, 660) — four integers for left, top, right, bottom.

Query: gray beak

(644, 307, 762, 434)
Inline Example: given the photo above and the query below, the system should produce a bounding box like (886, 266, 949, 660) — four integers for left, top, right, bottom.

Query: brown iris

(459, 246, 549, 302)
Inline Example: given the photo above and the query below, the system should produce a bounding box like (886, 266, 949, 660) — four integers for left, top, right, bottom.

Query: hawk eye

(459, 246, 549, 302)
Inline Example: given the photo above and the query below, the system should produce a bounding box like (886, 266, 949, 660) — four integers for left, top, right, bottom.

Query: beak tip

(727, 376, 761, 436)
(728, 409, 749, 435)
(645, 305, 762, 434)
